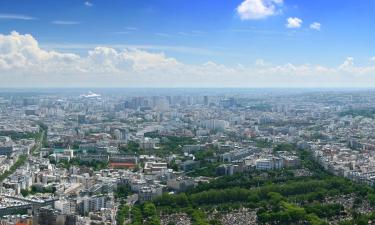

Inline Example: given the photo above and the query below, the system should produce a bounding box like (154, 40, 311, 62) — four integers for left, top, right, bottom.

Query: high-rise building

(204, 96, 209, 105)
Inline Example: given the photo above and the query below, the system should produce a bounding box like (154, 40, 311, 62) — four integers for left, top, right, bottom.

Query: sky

(0, 0, 375, 87)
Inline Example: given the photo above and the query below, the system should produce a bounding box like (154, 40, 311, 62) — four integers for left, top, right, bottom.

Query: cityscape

(1, 0, 375, 224)
(0, 89, 374, 224)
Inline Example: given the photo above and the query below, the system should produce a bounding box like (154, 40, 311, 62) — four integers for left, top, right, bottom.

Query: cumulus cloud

(237, 0, 283, 20)
(339, 57, 354, 70)
(0, 31, 80, 72)
(310, 22, 321, 31)
(1, 31, 375, 87)
(0, 31, 181, 82)
(286, 17, 303, 28)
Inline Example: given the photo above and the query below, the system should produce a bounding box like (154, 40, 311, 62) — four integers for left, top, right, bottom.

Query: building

(54, 199, 76, 215)
(200, 119, 229, 131)
(139, 137, 159, 150)
(221, 148, 258, 162)
(255, 157, 284, 170)
(109, 156, 137, 169)
(144, 161, 168, 174)
(138, 185, 163, 203)
(78, 195, 112, 215)
(0, 136, 13, 156)
(167, 177, 195, 192)
(282, 155, 300, 168)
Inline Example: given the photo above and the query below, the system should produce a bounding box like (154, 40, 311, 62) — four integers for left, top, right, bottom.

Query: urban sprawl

(0, 89, 374, 225)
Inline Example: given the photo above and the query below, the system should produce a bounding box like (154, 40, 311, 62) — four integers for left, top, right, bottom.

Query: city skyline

(0, 0, 375, 87)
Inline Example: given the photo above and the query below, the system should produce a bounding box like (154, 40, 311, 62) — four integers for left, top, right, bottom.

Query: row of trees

(115, 184, 131, 225)
(0, 131, 40, 140)
(155, 176, 357, 208)
(0, 154, 27, 181)
(190, 210, 210, 225)
(128, 203, 160, 225)
(116, 201, 130, 225)
(115, 184, 131, 199)
(21, 185, 56, 197)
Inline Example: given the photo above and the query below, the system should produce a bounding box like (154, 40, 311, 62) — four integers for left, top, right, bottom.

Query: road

(0, 129, 46, 182)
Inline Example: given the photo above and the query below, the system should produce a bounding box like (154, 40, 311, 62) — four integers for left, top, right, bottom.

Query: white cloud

(40, 43, 216, 56)
(370, 56, 375, 62)
(1, 31, 375, 87)
(0, 14, 35, 20)
(339, 57, 354, 70)
(84, 1, 93, 7)
(0, 31, 81, 75)
(237, 0, 283, 20)
(286, 17, 303, 28)
(52, 20, 81, 25)
(310, 22, 321, 31)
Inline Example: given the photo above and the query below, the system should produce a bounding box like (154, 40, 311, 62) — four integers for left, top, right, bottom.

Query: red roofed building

(110, 162, 136, 169)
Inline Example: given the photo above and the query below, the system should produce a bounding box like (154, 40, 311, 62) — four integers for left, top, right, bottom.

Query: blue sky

(0, 0, 375, 87)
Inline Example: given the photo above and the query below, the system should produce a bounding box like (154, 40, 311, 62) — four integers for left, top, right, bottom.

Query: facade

(138, 185, 163, 203)
(255, 157, 284, 170)
(0, 136, 13, 156)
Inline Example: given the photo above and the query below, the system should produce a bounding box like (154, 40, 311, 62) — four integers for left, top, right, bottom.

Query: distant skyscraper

(204, 96, 209, 105)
